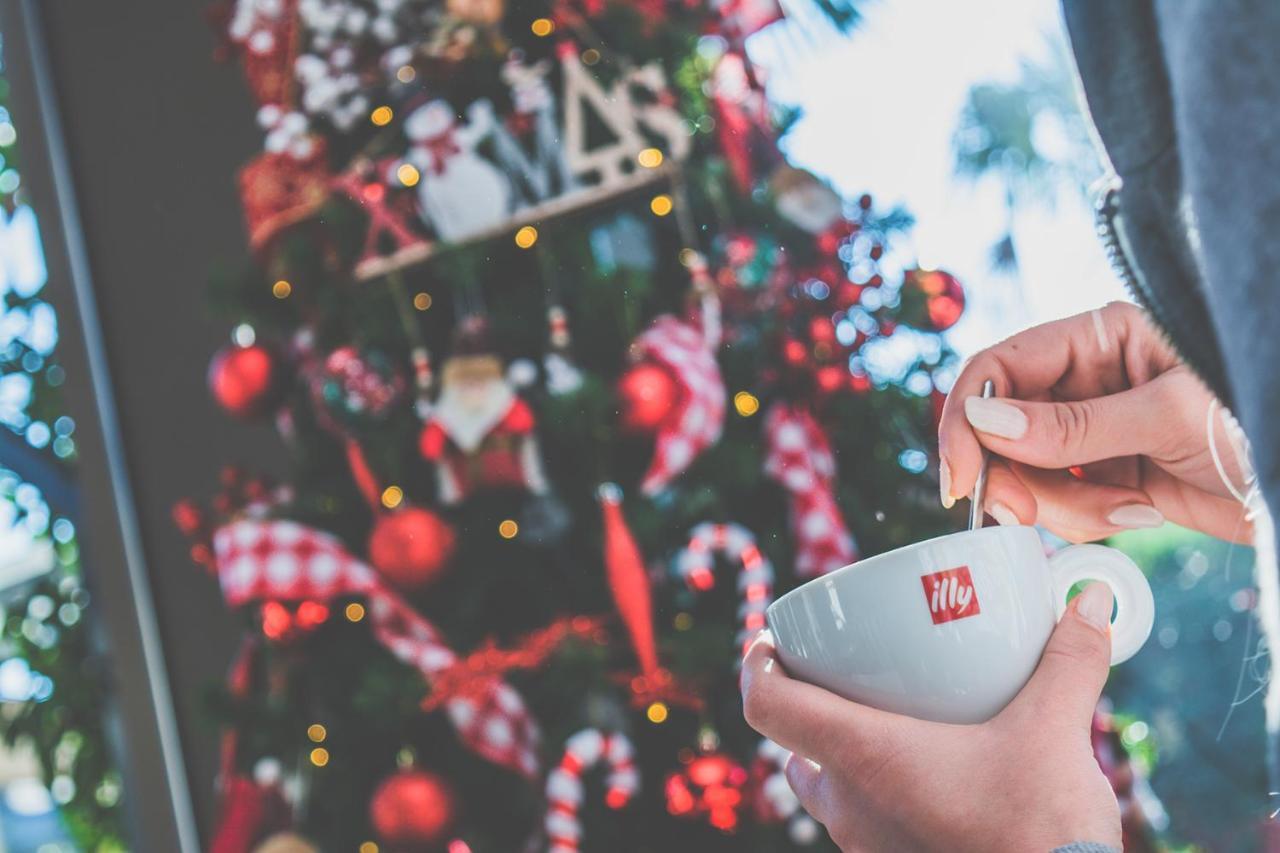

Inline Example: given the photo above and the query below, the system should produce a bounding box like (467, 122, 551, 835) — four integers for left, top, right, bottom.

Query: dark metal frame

(1, 2, 199, 849)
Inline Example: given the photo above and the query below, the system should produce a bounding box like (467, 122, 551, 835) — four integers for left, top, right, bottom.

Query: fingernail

(988, 502, 1019, 526)
(1106, 504, 1164, 529)
(1075, 582, 1113, 630)
(964, 396, 1028, 440)
(939, 459, 955, 509)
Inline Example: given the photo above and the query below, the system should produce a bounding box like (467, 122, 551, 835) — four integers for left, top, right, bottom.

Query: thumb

(1007, 582, 1113, 728)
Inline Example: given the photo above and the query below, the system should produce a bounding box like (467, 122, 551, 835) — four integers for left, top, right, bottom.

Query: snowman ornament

(402, 99, 513, 242)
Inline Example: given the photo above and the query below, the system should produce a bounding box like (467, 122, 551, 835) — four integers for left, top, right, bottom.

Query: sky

(749, 0, 1127, 359)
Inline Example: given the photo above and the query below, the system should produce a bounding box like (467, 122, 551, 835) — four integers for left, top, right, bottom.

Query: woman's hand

(742, 583, 1123, 852)
(939, 302, 1251, 543)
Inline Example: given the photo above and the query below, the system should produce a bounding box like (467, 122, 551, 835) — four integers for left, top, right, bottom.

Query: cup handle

(1046, 544, 1155, 665)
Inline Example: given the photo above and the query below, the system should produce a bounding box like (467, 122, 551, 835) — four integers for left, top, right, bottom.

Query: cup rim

(769, 524, 1039, 613)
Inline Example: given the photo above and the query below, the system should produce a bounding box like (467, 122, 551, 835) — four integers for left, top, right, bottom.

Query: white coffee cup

(765, 526, 1154, 724)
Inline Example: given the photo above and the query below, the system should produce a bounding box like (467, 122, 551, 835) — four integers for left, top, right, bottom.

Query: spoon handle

(969, 380, 995, 530)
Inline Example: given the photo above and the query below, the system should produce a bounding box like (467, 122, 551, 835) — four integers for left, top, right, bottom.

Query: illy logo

(921, 566, 980, 624)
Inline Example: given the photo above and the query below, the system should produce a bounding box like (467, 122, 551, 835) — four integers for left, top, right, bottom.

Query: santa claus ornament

(419, 318, 550, 504)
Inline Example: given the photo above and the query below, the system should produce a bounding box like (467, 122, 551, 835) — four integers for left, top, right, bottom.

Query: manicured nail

(988, 502, 1019, 526)
(939, 459, 955, 509)
(1075, 582, 1113, 630)
(964, 396, 1028, 440)
(1106, 504, 1164, 529)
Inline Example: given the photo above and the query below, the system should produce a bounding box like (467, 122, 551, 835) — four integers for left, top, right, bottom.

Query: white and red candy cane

(674, 522, 773, 653)
(762, 402, 858, 578)
(754, 739, 821, 845)
(545, 729, 639, 852)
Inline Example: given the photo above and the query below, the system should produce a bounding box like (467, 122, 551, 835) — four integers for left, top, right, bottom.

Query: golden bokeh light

(310, 747, 330, 767)
(514, 225, 539, 248)
(733, 391, 760, 417)
(413, 292, 433, 311)
(307, 724, 327, 743)
(498, 519, 519, 539)
(370, 105, 394, 126)
(396, 65, 416, 83)
(650, 194, 674, 216)
(646, 701, 669, 724)
(272, 279, 292, 299)
(397, 163, 421, 187)
(637, 148, 664, 169)
(345, 602, 366, 623)
(531, 17, 555, 36)
(381, 485, 404, 509)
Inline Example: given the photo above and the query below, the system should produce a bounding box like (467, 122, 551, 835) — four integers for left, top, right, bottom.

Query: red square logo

(921, 566, 980, 624)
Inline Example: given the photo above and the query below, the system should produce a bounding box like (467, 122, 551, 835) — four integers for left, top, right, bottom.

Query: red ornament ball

(617, 363, 680, 433)
(368, 507, 456, 590)
(369, 769, 456, 846)
(208, 343, 283, 418)
(906, 269, 966, 332)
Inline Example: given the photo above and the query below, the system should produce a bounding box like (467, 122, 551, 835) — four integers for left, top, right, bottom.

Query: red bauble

(209, 343, 283, 419)
(368, 507, 456, 590)
(617, 363, 680, 433)
(369, 769, 456, 846)
(906, 269, 966, 332)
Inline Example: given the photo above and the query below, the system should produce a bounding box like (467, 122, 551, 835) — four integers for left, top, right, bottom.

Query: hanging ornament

(617, 363, 680, 433)
(710, 51, 781, 193)
(209, 342, 287, 419)
(597, 484, 658, 679)
(369, 768, 457, 847)
(769, 166, 844, 235)
(213, 518, 540, 778)
(209, 774, 291, 853)
(314, 345, 406, 429)
(748, 739, 822, 845)
(493, 55, 577, 207)
(253, 832, 320, 853)
(367, 506, 457, 590)
(332, 162, 432, 281)
(419, 318, 550, 504)
(543, 304, 584, 396)
(238, 138, 331, 251)
(545, 729, 640, 853)
(763, 404, 858, 578)
(401, 99, 513, 243)
(902, 268, 966, 332)
(673, 523, 774, 654)
(664, 750, 749, 833)
(626, 316, 725, 495)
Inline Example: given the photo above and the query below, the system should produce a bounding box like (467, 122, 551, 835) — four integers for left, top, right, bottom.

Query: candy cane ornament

(674, 523, 774, 653)
(545, 729, 639, 852)
(754, 739, 821, 845)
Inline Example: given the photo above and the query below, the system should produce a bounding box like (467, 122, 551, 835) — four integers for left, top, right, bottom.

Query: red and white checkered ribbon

(545, 729, 639, 852)
(632, 316, 725, 495)
(213, 518, 539, 779)
(762, 403, 857, 578)
(674, 522, 774, 653)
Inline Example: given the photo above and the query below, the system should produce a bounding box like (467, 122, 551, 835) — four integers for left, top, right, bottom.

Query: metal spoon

(969, 380, 995, 530)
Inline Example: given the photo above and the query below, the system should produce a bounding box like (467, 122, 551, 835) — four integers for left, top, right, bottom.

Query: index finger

(741, 632, 910, 765)
(938, 304, 1139, 506)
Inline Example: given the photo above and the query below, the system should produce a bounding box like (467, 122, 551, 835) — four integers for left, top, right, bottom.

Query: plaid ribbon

(632, 316, 726, 495)
(213, 518, 539, 778)
(762, 403, 857, 578)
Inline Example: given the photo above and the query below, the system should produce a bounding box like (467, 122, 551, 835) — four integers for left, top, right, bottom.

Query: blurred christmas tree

(187, 0, 978, 849)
